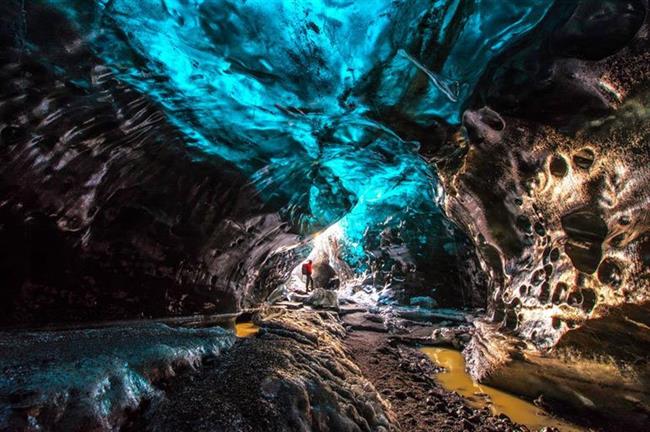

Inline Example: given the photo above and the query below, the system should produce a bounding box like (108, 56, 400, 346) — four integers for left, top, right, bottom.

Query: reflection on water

(421, 347, 582, 432)
(235, 322, 260, 338)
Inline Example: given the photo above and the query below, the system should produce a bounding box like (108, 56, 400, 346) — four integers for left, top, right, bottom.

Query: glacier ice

(37, 0, 556, 268)
(0, 323, 235, 430)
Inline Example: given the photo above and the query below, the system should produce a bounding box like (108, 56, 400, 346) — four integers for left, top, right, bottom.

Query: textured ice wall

(39, 0, 555, 262)
(0, 0, 561, 323)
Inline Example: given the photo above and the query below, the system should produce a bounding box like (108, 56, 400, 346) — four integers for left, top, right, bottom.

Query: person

(301, 259, 313, 292)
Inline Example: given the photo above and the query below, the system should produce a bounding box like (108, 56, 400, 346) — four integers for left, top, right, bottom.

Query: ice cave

(0, 1, 648, 431)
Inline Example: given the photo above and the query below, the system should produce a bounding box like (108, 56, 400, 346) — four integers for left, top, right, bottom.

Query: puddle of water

(235, 322, 260, 338)
(421, 347, 583, 432)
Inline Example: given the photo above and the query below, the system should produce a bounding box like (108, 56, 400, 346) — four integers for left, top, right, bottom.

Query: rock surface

(303, 288, 340, 310)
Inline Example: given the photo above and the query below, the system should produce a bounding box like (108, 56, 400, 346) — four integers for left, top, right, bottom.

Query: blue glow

(40, 0, 554, 266)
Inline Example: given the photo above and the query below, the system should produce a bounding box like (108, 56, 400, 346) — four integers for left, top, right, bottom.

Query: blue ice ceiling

(39, 0, 554, 266)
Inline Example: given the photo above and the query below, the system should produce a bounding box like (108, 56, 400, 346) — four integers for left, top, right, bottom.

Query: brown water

(235, 322, 260, 338)
(421, 347, 583, 432)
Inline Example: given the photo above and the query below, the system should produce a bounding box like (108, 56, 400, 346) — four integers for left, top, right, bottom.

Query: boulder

(304, 288, 339, 310)
(266, 285, 288, 305)
(312, 261, 338, 290)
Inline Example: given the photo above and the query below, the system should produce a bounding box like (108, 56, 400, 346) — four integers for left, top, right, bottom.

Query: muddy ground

(344, 330, 529, 432)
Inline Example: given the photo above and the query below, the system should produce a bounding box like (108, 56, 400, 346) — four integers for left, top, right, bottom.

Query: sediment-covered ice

(0, 323, 235, 431)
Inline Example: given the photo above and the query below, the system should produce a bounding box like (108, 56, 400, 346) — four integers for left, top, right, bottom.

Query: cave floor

(344, 330, 523, 432)
(123, 309, 528, 432)
(2, 307, 590, 431)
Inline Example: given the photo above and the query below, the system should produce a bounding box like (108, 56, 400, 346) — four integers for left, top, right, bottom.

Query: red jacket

(302, 262, 313, 275)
